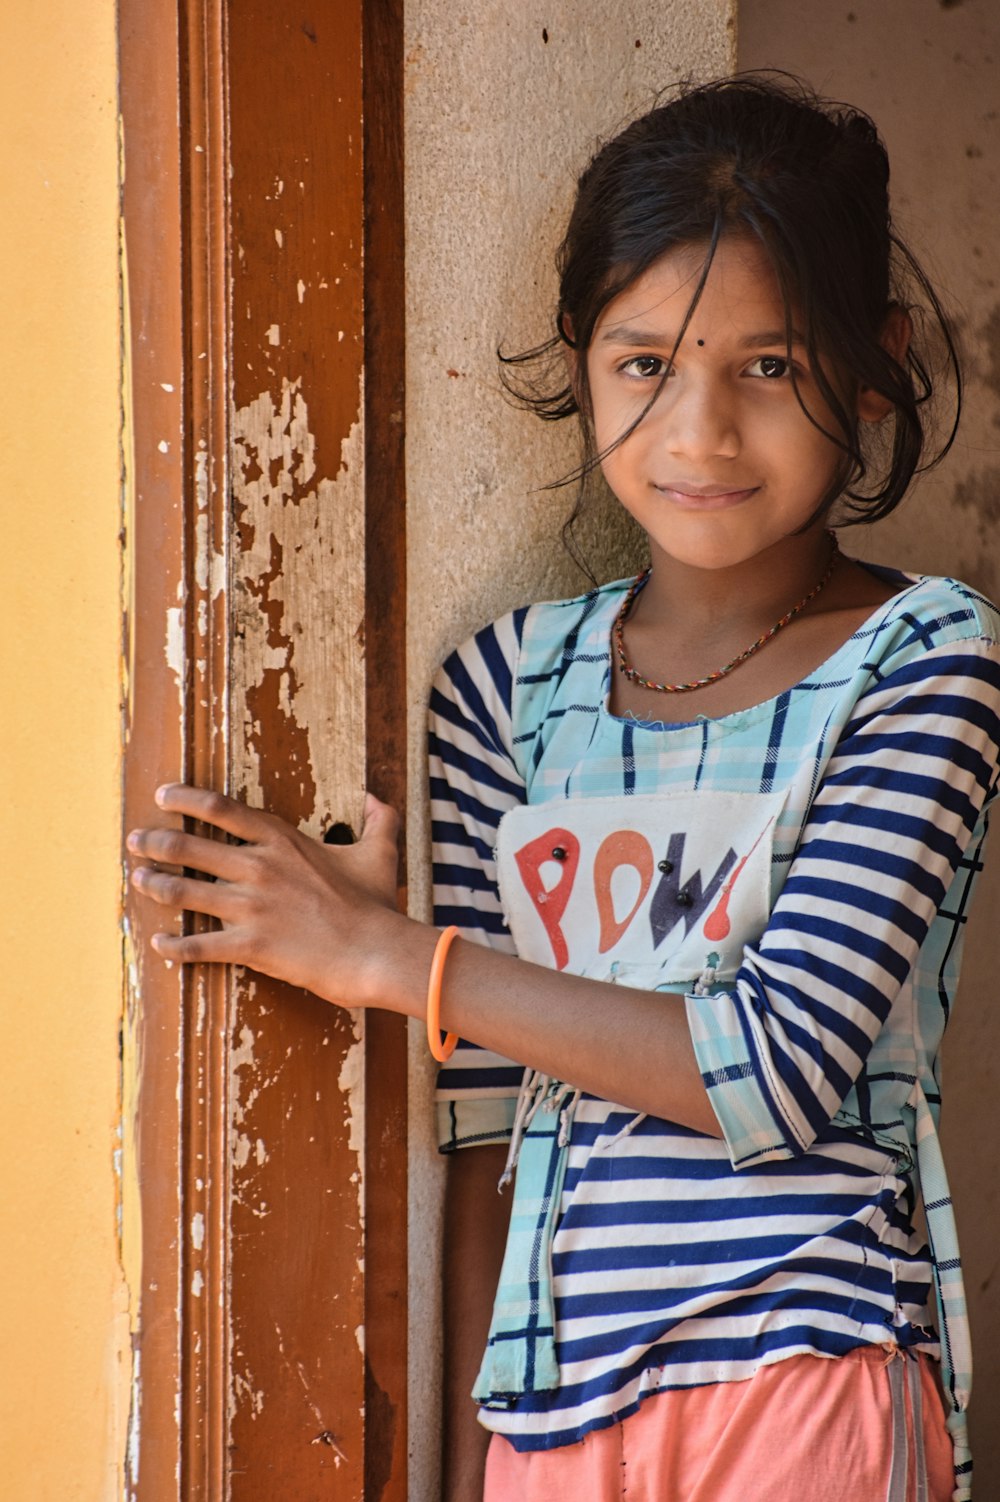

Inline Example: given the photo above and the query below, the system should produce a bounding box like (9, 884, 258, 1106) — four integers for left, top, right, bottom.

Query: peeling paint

(230, 374, 366, 834)
(193, 512, 226, 601)
(337, 1014, 366, 1163)
(165, 606, 184, 690)
(226, 358, 368, 1472)
(233, 1368, 266, 1419)
(127, 1347, 142, 1487)
(194, 443, 209, 510)
(229, 1024, 259, 1176)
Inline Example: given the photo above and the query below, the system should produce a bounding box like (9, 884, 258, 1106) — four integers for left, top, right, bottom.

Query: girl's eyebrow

(597, 325, 677, 346)
(597, 324, 807, 348)
(744, 330, 807, 348)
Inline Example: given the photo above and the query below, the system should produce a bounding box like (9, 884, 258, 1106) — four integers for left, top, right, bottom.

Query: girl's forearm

(127, 784, 719, 1135)
(359, 910, 722, 1137)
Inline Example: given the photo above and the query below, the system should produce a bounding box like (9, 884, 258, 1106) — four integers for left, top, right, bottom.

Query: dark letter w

(649, 832, 737, 948)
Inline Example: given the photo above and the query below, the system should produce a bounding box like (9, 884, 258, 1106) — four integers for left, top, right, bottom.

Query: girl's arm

(129, 637, 1000, 1150)
(128, 785, 721, 1133)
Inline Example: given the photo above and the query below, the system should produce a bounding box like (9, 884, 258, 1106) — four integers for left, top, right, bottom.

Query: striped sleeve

(430, 609, 530, 1151)
(686, 638, 1000, 1169)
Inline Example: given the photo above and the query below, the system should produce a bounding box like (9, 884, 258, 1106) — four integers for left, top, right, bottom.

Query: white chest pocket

(496, 789, 786, 986)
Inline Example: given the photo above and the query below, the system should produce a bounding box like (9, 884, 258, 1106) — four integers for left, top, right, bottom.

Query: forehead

(594, 236, 793, 342)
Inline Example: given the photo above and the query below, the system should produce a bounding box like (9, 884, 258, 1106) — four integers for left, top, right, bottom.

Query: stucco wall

(737, 1, 1000, 1487)
(404, 4, 736, 1493)
(0, 4, 127, 1501)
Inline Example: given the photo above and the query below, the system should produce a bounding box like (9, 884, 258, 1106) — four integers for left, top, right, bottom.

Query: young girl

(129, 76, 1000, 1502)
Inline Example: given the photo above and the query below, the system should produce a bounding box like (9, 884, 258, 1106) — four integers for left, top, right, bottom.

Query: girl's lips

(654, 483, 760, 510)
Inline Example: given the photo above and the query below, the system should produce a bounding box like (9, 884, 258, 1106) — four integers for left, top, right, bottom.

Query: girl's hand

(127, 784, 401, 1004)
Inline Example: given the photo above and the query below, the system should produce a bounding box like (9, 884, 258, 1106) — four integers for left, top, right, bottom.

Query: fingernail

(126, 831, 139, 852)
(154, 785, 170, 807)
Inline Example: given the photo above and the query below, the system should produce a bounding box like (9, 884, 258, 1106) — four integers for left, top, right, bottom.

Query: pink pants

(484, 1347, 954, 1502)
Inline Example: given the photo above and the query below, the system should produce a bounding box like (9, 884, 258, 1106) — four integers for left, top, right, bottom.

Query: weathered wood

(362, 1, 409, 1497)
(121, 2, 409, 1497)
(226, 6, 369, 1497)
(178, 2, 231, 1496)
(119, 2, 189, 1497)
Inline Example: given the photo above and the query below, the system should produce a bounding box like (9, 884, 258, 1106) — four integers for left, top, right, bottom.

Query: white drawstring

(499, 1072, 582, 1188)
(558, 1089, 582, 1146)
(596, 1111, 648, 1152)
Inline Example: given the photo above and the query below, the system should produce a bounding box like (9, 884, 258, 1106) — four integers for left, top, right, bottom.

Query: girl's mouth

(654, 483, 760, 509)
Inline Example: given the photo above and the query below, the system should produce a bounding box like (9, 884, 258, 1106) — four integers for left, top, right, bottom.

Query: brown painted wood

(225, 5, 373, 1499)
(119, 4, 189, 1499)
(122, 1, 235, 1496)
(362, 2, 409, 1498)
(177, 3, 232, 1497)
(122, 3, 409, 1496)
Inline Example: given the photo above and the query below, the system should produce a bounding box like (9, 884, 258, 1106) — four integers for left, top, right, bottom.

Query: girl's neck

(635, 529, 835, 639)
(608, 526, 901, 724)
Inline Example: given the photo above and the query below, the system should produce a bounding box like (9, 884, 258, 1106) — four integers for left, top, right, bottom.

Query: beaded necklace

(613, 533, 840, 695)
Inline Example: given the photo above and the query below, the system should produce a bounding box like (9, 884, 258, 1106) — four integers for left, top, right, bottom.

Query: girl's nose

(660, 376, 740, 462)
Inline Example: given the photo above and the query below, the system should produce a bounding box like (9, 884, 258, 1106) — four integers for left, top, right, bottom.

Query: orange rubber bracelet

(426, 925, 460, 1063)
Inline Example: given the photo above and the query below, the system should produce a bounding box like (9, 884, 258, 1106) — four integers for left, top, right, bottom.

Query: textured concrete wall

(0, 3, 127, 1498)
(404, 4, 736, 1494)
(738, 3, 1000, 1488)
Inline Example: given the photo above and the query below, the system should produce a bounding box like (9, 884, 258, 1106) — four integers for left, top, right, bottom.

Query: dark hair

(501, 73, 961, 559)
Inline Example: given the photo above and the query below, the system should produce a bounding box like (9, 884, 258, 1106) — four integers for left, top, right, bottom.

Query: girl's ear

(857, 304, 913, 422)
(560, 312, 586, 408)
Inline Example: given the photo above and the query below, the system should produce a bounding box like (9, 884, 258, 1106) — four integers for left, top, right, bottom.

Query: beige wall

(403, 4, 736, 1494)
(738, 1, 1000, 1487)
(0, 3, 127, 1501)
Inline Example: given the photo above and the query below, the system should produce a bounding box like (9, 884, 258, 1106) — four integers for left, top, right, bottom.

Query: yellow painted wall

(0, 4, 127, 1500)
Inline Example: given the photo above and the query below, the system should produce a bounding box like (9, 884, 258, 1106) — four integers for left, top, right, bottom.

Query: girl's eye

(620, 355, 670, 380)
(747, 355, 791, 379)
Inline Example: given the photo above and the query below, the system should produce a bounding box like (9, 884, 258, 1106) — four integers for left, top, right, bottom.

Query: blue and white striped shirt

(431, 569, 1000, 1499)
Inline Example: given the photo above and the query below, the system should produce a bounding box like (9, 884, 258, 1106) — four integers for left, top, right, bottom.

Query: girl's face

(585, 236, 849, 573)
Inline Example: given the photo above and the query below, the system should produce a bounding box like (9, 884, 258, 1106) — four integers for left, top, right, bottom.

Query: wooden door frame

(119, 3, 407, 1496)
